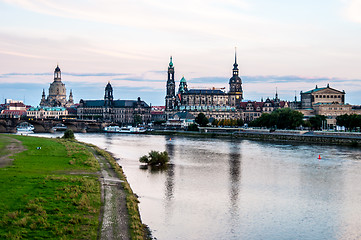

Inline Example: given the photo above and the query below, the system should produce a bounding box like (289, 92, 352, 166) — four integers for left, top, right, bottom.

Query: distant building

(77, 82, 151, 124)
(0, 99, 28, 118)
(292, 84, 358, 128)
(151, 106, 166, 122)
(40, 65, 74, 108)
(239, 95, 289, 122)
(165, 51, 243, 120)
(26, 106, 68, 119)
(165, 112, 195, 129)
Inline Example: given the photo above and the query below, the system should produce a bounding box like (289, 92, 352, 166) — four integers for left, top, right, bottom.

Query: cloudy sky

(1, 0, 361, 106)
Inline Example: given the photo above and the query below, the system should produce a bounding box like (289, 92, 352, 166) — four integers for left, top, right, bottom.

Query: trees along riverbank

(0, 134, 146, 240)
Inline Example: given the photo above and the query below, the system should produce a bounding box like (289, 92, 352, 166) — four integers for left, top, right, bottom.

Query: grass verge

(0, 135, 101, 239)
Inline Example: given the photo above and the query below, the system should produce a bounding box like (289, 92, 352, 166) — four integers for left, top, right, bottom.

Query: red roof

(1, 110, 26, 115)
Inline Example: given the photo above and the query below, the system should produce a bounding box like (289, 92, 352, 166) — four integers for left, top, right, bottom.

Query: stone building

(77, 82, 151, 124)
(26, 106, 68, 119)
(239, 96, 289, 122)
(40, 65, 74, 107)
(165, 51, 243, 120)
(293, 84, 356, 128)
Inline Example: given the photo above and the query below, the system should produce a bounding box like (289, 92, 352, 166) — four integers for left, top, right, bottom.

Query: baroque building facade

(165, 52, 243, 120)
(40, 65, 74, 107)
(77, 82, 151, 124)
(291, 84, 358, 127)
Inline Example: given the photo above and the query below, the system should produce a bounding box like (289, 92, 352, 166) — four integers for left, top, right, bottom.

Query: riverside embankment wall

(151, 130, 361, 147)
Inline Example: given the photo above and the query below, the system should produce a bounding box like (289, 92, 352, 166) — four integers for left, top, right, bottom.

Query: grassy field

(0, 135, 101, 239)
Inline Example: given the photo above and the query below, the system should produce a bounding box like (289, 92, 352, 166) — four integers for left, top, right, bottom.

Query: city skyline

(1, 0, 361, 106)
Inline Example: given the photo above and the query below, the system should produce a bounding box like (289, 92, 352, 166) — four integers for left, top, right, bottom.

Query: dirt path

(91, 147, 130, 240)
(0, 136, 25, 168)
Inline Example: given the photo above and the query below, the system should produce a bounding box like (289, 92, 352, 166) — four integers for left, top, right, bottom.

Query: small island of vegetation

(139, 150, 169, 166)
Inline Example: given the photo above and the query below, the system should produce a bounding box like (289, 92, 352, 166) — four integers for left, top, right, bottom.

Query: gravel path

(0, 136, 25, 168)
(92, 149, 130, 240)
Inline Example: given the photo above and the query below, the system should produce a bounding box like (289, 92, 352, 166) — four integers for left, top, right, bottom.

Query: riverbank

(0, 134, 146, 239)
(149, 129, 361, 147)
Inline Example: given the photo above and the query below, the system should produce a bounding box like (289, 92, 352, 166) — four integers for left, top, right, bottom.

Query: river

(29, 132, 361, 240)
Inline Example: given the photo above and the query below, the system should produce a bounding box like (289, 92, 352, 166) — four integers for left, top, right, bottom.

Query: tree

(133, 114, 142, 126)
(187, 123, 199, 131)
(62, 129, 75, 139)
(236, 118, 244, 127)
(309, 115, 326, 130)
(139, 150, 169, 166)
(195, 113, 209, 127)
(248, 108, 304, 129)
(337, 114, 361, 131)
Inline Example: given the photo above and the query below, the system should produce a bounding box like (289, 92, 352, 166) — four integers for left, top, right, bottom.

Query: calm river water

(33, 133, 361, 239)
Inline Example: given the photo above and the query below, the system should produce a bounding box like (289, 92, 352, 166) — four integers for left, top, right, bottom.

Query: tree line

(189, 111, 361, 131)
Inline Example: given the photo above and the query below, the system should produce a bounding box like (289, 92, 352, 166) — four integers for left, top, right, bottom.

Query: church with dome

(40, 65, 74, 108)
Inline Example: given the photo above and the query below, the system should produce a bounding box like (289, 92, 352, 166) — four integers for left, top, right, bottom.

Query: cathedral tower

(228, 49, 243, 107)
(46, 65, 67, 107)
(104, 82, 113, 107)
(165, 56, 176, 111)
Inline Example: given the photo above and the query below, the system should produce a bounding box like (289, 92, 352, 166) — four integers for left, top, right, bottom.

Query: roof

(80, 99, 150, 108)
(185, 89, 226, 95)
(180, 76, 186, 83)
(303, 87, 326, 94)
(28, 107, 67, 111)
(303, 86, 344, 94)
(1, 110, 26, 115)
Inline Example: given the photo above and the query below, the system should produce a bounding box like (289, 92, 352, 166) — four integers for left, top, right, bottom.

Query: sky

(1, 0, 361, 107)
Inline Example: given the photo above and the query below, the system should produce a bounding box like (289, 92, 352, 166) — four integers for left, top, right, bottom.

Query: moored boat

(104, 126, 146, 133)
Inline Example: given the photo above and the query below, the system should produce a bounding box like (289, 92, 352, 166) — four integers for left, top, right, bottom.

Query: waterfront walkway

(89, 146, 130, 240)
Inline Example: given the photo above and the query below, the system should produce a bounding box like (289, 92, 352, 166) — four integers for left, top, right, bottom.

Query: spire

(235, 47, 237, 65)
(169, 56, 173, 68)
(42, 89, 45, 97)
(233, 47, 238, 70)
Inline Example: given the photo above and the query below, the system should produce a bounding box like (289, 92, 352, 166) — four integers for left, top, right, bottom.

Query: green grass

(0, 135, 101, 239)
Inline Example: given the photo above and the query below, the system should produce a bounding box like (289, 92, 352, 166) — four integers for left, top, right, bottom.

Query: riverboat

(53, 124, 67, 131)
(104, 126, 146, 133)
(17, 125, 35, 132)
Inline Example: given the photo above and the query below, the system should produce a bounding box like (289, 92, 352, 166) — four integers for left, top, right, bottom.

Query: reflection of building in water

(164, 137, 175, 201)
(228, 142, 242, 212)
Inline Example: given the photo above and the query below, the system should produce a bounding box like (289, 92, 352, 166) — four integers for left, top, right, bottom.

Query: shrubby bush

(62, 129, 75, 139)
(139, 150, 169, 166)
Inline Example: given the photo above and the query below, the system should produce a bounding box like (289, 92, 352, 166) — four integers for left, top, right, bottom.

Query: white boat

(17, 124, 35, 132)
(53, 124, 67, 131)
(104, 126, 146, 133)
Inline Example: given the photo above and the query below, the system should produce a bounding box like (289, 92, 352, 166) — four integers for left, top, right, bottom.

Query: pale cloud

(342, 0, 361, 23)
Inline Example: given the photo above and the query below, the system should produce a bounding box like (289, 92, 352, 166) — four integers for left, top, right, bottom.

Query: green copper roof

(303, 87, 326, 94)
(169, 56, 173, 67)
(180, 76, 186, 82)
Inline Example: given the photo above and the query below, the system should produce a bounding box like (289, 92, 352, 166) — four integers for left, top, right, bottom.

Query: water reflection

(164, 137, 175, 201)
(228, 141, 242, 237)
(29, 133, 361, 240)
